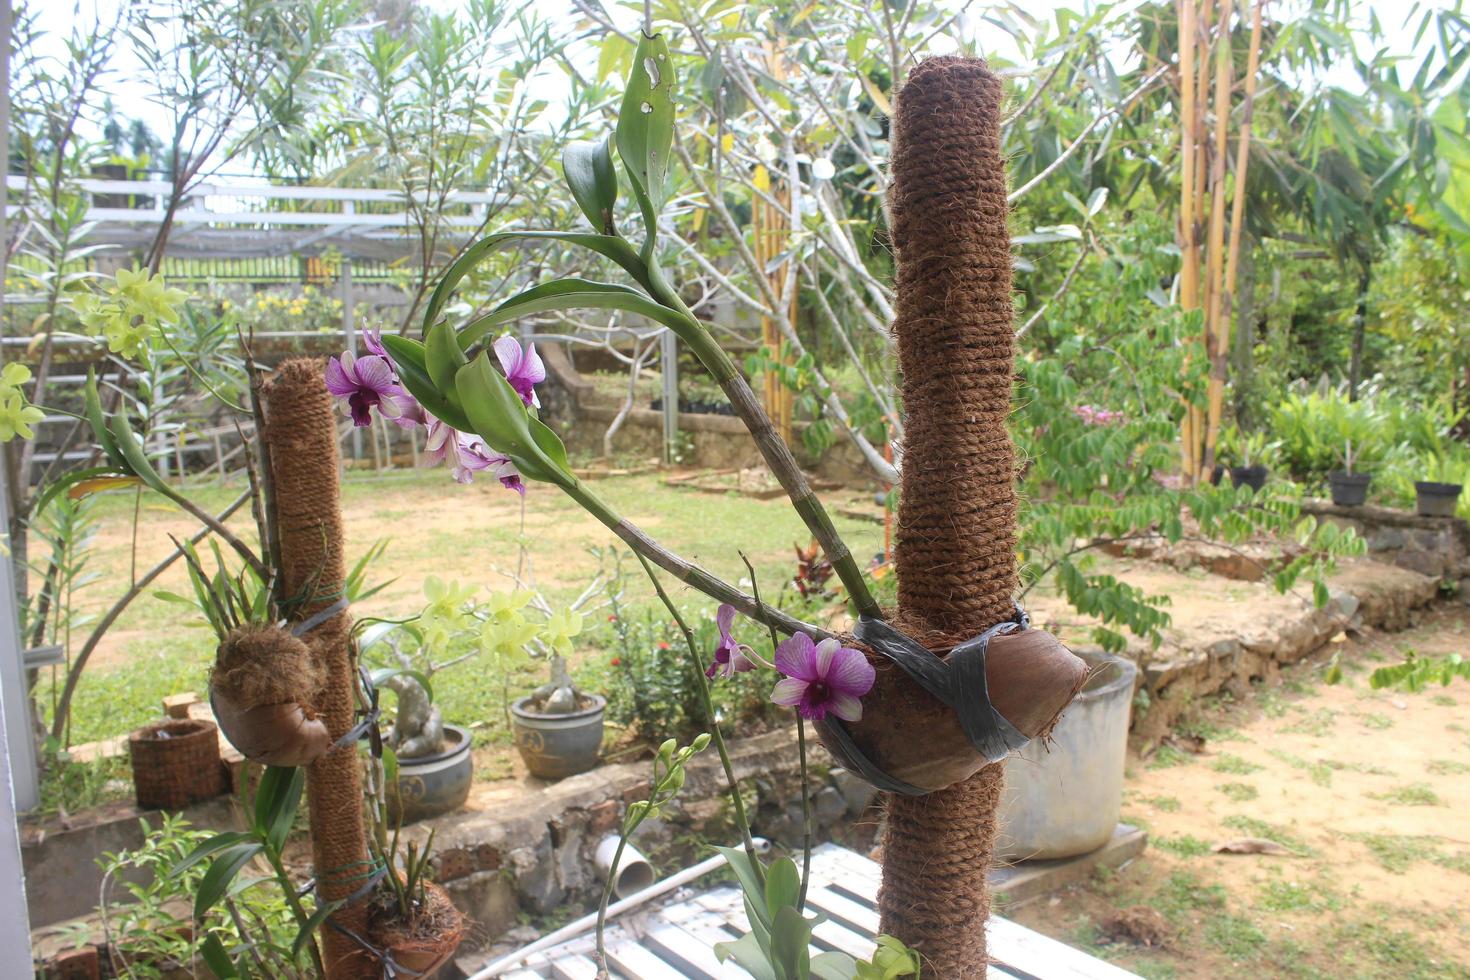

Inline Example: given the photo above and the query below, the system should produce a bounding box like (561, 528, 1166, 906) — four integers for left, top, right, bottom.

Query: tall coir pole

(881, 57, 1021, 978)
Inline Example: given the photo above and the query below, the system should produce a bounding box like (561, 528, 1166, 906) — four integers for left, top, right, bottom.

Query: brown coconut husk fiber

(213, 624, 323, 709)
(880, 55, 1025, 977)
(211, 624, 333, 768)
(263, 358, 373, 978)
(366, 881, 465, 976)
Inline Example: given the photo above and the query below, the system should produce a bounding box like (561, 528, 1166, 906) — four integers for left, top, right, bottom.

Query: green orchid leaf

(454, 354, 567, 486)
(381, 334, 472, 432)
(107, 411, 169, 495)
(616, 31, 674, 258)
(458, 278, 693, 350)
(291, 898, 342, 965)
(84, 368, 125, 469)
(425, 319, 469, 398)
(199, 935, 240, 978)
(528, 414, 572, 476)
(714, 845, 772, 932)
(714, 932, 780, 980)
(564, 137, 619, 235)
(770, 905, 814, 980)
(31, 466, 127, 517)
(370, 666, 434, 704)
(811, 951, 860, 979)
(424, 231, 651, 333)
(169, 830, 253, 879)
(194, 841, 264, 921)
(259, 765, 304, 854)
(764, 856, 801, 920)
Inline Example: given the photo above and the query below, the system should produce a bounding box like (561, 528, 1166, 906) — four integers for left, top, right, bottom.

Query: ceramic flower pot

(1328, 471, 1371, 508)
(1415, 480, 1462, 517)
(511, 694, 605, 780)
(389, 724, 474, 823)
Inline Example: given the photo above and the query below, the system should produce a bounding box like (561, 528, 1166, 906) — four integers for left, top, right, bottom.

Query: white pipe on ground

(595, 835, 656, 900)
(466, 837, 771, 979)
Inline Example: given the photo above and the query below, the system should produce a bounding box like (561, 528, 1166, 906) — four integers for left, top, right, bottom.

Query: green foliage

(603, 599, 783, 745)
(1369, 652, 1470, 692)
(172, 766, 325, 976)
(100, 813, 298, 979)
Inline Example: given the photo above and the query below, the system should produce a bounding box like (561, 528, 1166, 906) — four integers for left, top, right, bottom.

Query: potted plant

(1328, 438, 1372, 507)
(1230, 430, 1276, 492)
(360, 578, 484, 822)
(502, 603, 607, 780)
(1415, 455, 1465, 517)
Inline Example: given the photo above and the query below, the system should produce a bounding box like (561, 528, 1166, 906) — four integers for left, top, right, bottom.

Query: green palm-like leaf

(423, 232, 650, 333)
(458, 278, 694, 350)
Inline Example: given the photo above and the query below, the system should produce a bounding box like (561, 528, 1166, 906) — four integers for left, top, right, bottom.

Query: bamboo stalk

(1221, 0, 1266, 373)
(1177, 0, 1200, 480)
(1202, 0, 1236, 473)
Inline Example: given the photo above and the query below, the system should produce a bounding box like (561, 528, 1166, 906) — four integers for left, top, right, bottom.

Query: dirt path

(1009, 606, 1470, 979)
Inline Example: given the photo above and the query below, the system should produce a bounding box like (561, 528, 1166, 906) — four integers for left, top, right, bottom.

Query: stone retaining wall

(1301, 500, 1470, 595)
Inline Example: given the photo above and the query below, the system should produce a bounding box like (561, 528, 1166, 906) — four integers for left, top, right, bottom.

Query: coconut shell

(828, 627, 1089, 792)
(211, 686, 333, 768)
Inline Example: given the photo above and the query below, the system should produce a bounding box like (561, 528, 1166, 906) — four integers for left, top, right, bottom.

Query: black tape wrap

(815, 604, 1033, 796)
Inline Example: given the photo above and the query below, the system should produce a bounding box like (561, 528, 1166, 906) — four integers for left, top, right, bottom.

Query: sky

(27, 0, 1461, 179)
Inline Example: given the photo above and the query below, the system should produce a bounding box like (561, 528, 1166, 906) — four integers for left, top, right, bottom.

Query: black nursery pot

(1328, 471, 1371, 508)
(1415, 480, 1463, 518)
(1230, 465, 1269, 492)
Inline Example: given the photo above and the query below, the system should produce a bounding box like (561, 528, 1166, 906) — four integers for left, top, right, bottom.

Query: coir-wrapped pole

(881, 57, 1020, 977)
(263, 359, 373, 977)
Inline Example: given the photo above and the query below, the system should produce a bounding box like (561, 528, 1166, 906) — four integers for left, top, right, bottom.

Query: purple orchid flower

(360, 326, 389, 358)
(325, 351, 412, 427)
(706, 603, 756, 679)
(424, 416, 524, 492)
(494, 336, 546, 408)
(771, 633, 875, 722)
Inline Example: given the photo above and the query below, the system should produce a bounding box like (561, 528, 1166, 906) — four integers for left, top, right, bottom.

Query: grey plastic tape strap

(289, 596, 350, 637)
(818, 605, 1033, 796)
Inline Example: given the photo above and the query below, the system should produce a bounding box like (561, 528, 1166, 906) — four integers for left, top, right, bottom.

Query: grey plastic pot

(1415, 480, 1462, 518)
(996, 649, 1138, 861)
(1328, 471, 1371, 508)
(511, 694, 606, 780)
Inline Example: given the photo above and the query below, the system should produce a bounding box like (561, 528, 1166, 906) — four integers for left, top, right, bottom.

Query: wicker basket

(128, 719, 227, 810)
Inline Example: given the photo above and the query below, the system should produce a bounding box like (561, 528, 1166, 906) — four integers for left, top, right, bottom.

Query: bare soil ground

(1009, 606, 1470, 980)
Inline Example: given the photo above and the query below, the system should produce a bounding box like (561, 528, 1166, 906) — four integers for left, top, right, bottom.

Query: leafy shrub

(602, 602, 785, 745)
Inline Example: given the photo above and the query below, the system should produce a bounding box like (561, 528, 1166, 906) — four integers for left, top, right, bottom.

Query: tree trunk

(1348, 263, 1371, 402)
(263, 359, 373, 978)
(880, 56, 1020, 978)
(1231, 237, 1257, 428)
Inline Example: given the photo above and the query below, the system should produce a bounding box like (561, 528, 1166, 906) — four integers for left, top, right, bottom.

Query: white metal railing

(3, 175, 507, 230)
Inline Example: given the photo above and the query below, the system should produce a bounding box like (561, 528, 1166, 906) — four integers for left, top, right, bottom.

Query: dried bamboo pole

(1176, 0, 1201, 480)
(1201, 0, 1236, 472)
(1219, 0, 1267, 409)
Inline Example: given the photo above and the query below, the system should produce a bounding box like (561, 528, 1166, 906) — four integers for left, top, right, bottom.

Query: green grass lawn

(38, 467, 883, 748)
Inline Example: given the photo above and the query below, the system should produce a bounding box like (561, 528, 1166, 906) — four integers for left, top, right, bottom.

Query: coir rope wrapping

(881, 56, 1019, 978)
(263, 358, 373, 978)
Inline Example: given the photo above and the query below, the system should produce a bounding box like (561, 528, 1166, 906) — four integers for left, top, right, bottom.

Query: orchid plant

(326, 33, 916, 977)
